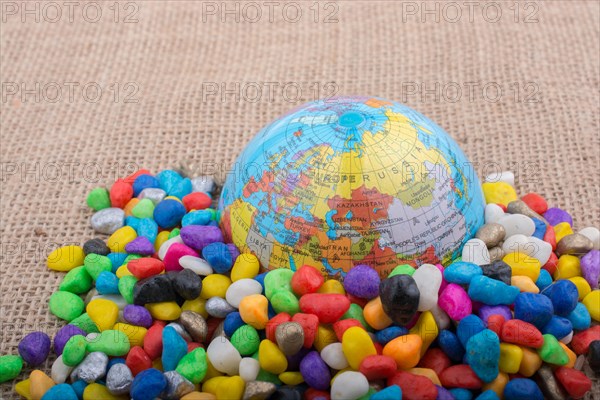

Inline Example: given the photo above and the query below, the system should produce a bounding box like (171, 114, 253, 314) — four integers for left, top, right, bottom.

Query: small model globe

(219, 96, 485, 278)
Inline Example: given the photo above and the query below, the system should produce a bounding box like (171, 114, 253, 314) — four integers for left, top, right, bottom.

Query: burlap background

(1, 0, 599, 398)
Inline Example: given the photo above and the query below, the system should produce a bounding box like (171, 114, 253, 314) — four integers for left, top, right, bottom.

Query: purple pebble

(286, 347, 310, 371)
(299, 351, 331, 391)
(125, 236, 155, 256)
(478, 305, 513, 323)
(180, 225, 223, 251)
(18, 332, 51, 366)
(543, 207, 573, 226)
(343, 264, 380, 299)
(227, 243, 241, 261)
(436, 385, 453, 400)
(581, 250, 599, 289)
(54, 325, 86, 355)
(123, 305, 154, 328)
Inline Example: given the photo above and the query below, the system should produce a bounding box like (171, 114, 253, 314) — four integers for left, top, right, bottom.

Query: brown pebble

(556, 233, 594, 256)
(275, 322, 304, 356)
(178, 311, 208, 343)
(507, 200, 548, 225)
(475, 223, 506, 248)
(242, 381, 276, 400)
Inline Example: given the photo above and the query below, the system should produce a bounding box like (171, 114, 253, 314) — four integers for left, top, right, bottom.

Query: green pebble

(0, 355, 23, 383)
(118, 275, 138, 304)
(175, 347, 208, 384)
(123, 254, 141, 264)
(264, 269, 294, 299)
(86, 187, 111, 211)
(231, 325, 260, 356)
(168, 228, 180, 239)
(388, 264, 415, 277)
(70, 313, 99, 333)
(83, 254, 112, 280)
(49, 291, 85, 322)
(270, 290, 300, 315)
(62, 335, 88, 366)
(256, 369, 282, 385)
(342, 303, 370, 331)
(132, 198, 155, 219)
(59, 266, 93, 294)
(207, 208, 217, 220)
(86, 330, 130, 356)
(537, 334, 569, 365)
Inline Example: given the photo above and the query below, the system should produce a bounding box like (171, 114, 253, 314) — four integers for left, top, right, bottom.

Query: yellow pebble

(318, 279, 345, 295)
(152, 358, 163, 371)
(363, 297, 393, 330)
(123, 198, 140, 216)
(342, 326, 377, 370)
(29, 370, 55, 400)
(503, 252, 541, 281)
(499, 343, 523, 374)
(482, 372, 509, 397)
(259, 339, 288, 374)
(83, 383, 128, 400)
(107, 226, 137, 253)
(568, 277, 592, 301)
(155, 231, 171, 251)
(239, 294, 269, 329)
(116, 264, 133, 278)
(202, 359, 224, 382)
(279, 371, 304, 385)
(559, 342, 577, 368)
(582, 290, 600, 321)
(518, 347, 542, 377)
(408, 368, 441, 385)
(409, 311, 438, 357)
(554, 222, 574, 243)
(511, 275, 540, 293)
(482, 181, 518, 206)
(15, 378, 32, 400)
(555, 255, 582, 280)
(181, 392, 217, 400)
(47, 245, 85, 272)
(113, 322, 148, 347)
(200, 275, 231, 299)
(182, 297, 208, 319)
(87, 299, 119, 331)
(215, 376, 245, 400)
(164, 196, 183, 202)
(314, 324, 337, 352)
(202, 376, 228, 395)
(146, 301, 182, 320)
(230, 253, 260, 281)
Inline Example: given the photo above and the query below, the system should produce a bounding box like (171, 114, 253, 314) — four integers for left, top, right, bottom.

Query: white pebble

(502, 235, 552, 266)
(560, 331, 573, 344)
(485, 203, 505, 224)
(239, 357, 260, 382)
(430, 304, 451, 330)
(484, 170, 515, 186)
(331, 371, 369, 400)
(207, 337, 241, 375)
(158, 235, 183, 260)
(90, 208, 125, 235)
(191, 176, 216, 194)
(412, 264, 442, 311)
(180, 255, 213, 275)
(462, 238, 491, 265)
(502, 234, 531, 254)
(51, 355, 73, 384)
(579, 227, 600, 250)
(225, 279, 263, 308)
(320, 343, 349, 370)
(138, 188, 166, 205)
(499, 214, 535, 237)
(527, 237, 553, 265)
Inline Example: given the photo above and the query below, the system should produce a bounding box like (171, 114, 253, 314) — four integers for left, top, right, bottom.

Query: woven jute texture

(1, 0, 599, 397)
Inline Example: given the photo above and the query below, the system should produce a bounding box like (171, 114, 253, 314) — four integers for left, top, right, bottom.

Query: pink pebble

(163, 243, 198, 272)
(438, 283, 472, 321)
(436, 264, 449, 293)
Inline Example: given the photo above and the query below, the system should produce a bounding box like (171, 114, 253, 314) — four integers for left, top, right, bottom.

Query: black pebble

(379, 274, 420, 326)
(480, 260, 512, 285)
(588, 340, 600, 372)
(268, 386, 303, 400)
(83, 238, 110, 256)
(170, 269, 202, 300)
(133, 274, 177, 305)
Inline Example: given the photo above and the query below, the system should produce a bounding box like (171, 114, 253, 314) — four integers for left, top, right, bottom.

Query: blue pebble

(370, 385, 402, 400)
(170, 177, 192, 199)
(71, 380, 87, 400)
(161, 326, 187, 371)
(457, 314, 486, 347)
(208, 219, 219, 227)
(108, 253, 128, 273)
(465, 329, 500, 383)
(182, 210, 213, 226)
(107, 357, 126, 370)
(267, 302, 277, 319)
(224, 312, 245, 337)
(153, 199, 187, 229)
(531, 218, 547, 240)
(444, 261, 482, 284)
(136, 218, 158, 244)
(435, 385, 455, 400)
(255, 272, 267, 294)
(514, 292, 554, 329)
(541, 316, 573, 340)
(95, 271, 120, 295)
(133, 174, 160, 197)
(542, 280, 579, 316)
(125, 216, 140, 231)
(567, 302, 591, 330)
(503, 378, 543, 400)
(202, 242, 233, 273)
(41, 384, 78, 400)
(438, 329, 465, 363)
(375, 326, 409, 346)
(535, 269, 552, 291)
(468, 275, 520, 305)
(156, 170, 183, 194)
(476, 390, 500, 400)
(450, 388, 473, 400)
(130, 368, 167, 400)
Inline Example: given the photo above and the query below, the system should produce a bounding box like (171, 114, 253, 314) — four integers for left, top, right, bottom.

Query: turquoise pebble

(95, 272, 120, 295)
(108, 253, 128, 273)
(535, 269, 552, 291)
(170, 177, 192, 199)
(162, 326, 187, 371)
(444, 261, 482, 285)
(125, 216, 140, 230)
(566, 302, 591, 330)
(156, 170, 183, 194)
(457, 314, 486, 347)
(154, 199, 187, 229)
(71, 380, 87, 399)
(182, 210, 213, 226)
(449, 388, 473, 400)
(136, 218, 158, 244)
(476, 390, 500, 400)
(468, 275, 519, 305)
(41, 383, 78, 400)
(465, 329, 500, 383)
(370, 385, 402, 400)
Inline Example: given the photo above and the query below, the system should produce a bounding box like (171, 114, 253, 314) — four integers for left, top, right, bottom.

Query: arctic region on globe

(218, 96, 485, 278)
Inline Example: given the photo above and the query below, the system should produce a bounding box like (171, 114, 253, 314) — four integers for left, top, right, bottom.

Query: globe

(218, 96, 485, 278)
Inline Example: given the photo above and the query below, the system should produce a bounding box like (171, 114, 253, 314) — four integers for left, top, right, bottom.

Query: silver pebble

(507, 200, 548, 225)
(242, 381, 276, 400)
(139, 188, 167, 205)
(161, 370, 195, 400)
(206, 296, 236, 318)
(178, 310, 208, 343)
(488, 246, 505, 263)
(71, 352, 108, 383)
(191, 176, 215, 194)
(90, 208, 125, 234)
(534, 364, 566, 400)
(275, 322, 304, 356)
(556, 233, 594, 256)
(166, 322, 193, 342)
(106, 363, 133, 395)
(475, 223, 506, 248)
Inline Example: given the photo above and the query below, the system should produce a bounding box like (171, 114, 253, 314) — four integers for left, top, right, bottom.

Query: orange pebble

(408, 367, 441, 385)
(29, 370, 55, 400)
(518, 347, 542, 377)
(482, 371, 509, 397)
(124, 198, 140, 216)
(239, 294, 269, 329)
(559, 342, 577, 368)
(382, 334, 422, 370)
(363, 297, 393, 330)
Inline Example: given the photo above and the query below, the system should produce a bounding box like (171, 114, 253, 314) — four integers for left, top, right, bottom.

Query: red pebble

(542, 252, 559, 275)
(347, 293, 368, 308)
(373, 341, 383, 355)
(439, 364, 483, 389)
(544, 225, 557, 251)
(143, 321, 165, 359)
(487, 314, 506, 337)
(554, 367, 592, 399)
(127, 258, 165, 280)
(418, 348, 452, 376)
(299, 294, 350, 323)
(571, 326, 600, 355)
(500, 319, 544, 348)
(359, 355, 397, 380)
(387, 371, 438, 400)
(206, 318, 224, 342)
(187, 342, 202, 352)
(496, 203, 507, 212)
(521, 193, 548, 215)
(126, 346, 152, 376)
(304, 388, 331, 400)
(333, 319, 363, 341)
(123, 169, 152, 184)
(110, 179, 134, 208)
(265, 313, 292, 342)
(291, 266, 324, 296)
(182, 192, 212, 211)
(291, 313, 319, 348)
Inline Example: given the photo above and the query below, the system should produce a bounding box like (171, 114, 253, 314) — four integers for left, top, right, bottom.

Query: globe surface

(219, 96, 485, 278)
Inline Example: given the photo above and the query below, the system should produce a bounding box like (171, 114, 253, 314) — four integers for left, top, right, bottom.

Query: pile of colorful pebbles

(1, 168, 599, 400)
